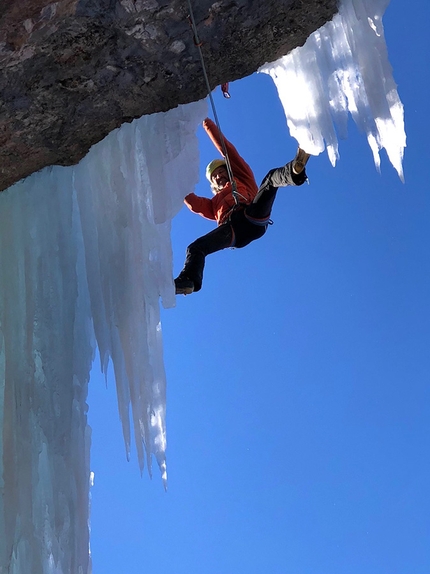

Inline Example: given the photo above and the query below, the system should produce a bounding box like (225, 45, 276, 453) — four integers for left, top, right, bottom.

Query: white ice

(0, 100, 206, 573)
(260, 0, 406, 181)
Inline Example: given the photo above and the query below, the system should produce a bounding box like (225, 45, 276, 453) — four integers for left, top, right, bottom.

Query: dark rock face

(0, 0, 338, 191)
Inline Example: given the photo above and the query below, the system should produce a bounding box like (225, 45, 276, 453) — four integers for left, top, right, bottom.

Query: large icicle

(260, 0, 405, 180)
(73, 101, 206, 484)
(0, 100, 206, 573)
(0, 167, 94, 574)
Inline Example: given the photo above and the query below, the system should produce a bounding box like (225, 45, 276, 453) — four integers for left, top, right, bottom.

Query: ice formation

(0, 0, 405, 571)
(0, 100, 206, 573)
(260, 0, 406, 180)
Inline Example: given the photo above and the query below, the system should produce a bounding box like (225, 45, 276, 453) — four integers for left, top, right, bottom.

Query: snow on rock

(0, 100, 206, 573)
(260, 0, 406, 180)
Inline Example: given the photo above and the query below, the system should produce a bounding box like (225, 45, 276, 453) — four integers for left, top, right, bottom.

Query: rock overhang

(0, 0, 339, 191)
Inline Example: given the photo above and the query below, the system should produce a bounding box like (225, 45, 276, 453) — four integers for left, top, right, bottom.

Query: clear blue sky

(88, 1, 430, 572)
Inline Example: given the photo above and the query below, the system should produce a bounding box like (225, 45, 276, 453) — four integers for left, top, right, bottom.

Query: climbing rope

(186, 0, 239, 204)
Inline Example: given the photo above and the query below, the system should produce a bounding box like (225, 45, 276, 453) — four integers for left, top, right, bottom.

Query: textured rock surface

(0, 0, 338, 191)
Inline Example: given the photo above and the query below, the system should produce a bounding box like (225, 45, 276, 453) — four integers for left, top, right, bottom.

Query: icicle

(260, 0, 406, 181)
(73, 100, 206, 487)
(0, 100, 206, 571)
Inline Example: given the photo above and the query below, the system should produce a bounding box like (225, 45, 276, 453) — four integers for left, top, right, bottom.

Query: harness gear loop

(186, 0, 238, 203)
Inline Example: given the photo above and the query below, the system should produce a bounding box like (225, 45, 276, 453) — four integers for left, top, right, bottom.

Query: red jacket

(184, 119, 259, 225)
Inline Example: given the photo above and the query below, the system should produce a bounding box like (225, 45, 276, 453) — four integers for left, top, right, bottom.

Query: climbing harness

(244, 213, 273, 227)
(186, 0, 239, 204)
(221, 203, 273, 230)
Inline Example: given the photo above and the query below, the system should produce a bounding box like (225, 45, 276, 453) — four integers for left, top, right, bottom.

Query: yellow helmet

(206, 159, 226, 182)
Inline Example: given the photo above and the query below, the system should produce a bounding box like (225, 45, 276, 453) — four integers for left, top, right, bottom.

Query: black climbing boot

(174, 275, 195, 295)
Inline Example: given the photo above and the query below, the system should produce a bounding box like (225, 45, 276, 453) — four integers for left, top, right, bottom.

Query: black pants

(178, 161, 306, 291)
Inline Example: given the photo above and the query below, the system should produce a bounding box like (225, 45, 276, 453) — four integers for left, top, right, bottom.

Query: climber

(174, 117, 311, 295)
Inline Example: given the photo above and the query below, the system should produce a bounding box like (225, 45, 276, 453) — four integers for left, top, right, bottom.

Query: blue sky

(88, 1, 430, 572)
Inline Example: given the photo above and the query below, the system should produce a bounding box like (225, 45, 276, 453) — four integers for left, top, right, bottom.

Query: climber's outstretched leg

(246, 149, 310, 221)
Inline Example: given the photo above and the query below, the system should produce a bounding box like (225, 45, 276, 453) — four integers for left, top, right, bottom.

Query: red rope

(221, 83, 231, 98)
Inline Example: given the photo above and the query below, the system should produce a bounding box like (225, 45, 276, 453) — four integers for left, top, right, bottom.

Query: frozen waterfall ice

(0, 100, 207, 573)
(260, 0, 406, 181)
(73, 100, 206, 485)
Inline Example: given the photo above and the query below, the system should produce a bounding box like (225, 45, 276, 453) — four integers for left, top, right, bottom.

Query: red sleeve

(184, 193, 216, 221)
(202, 118, 258, 192)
